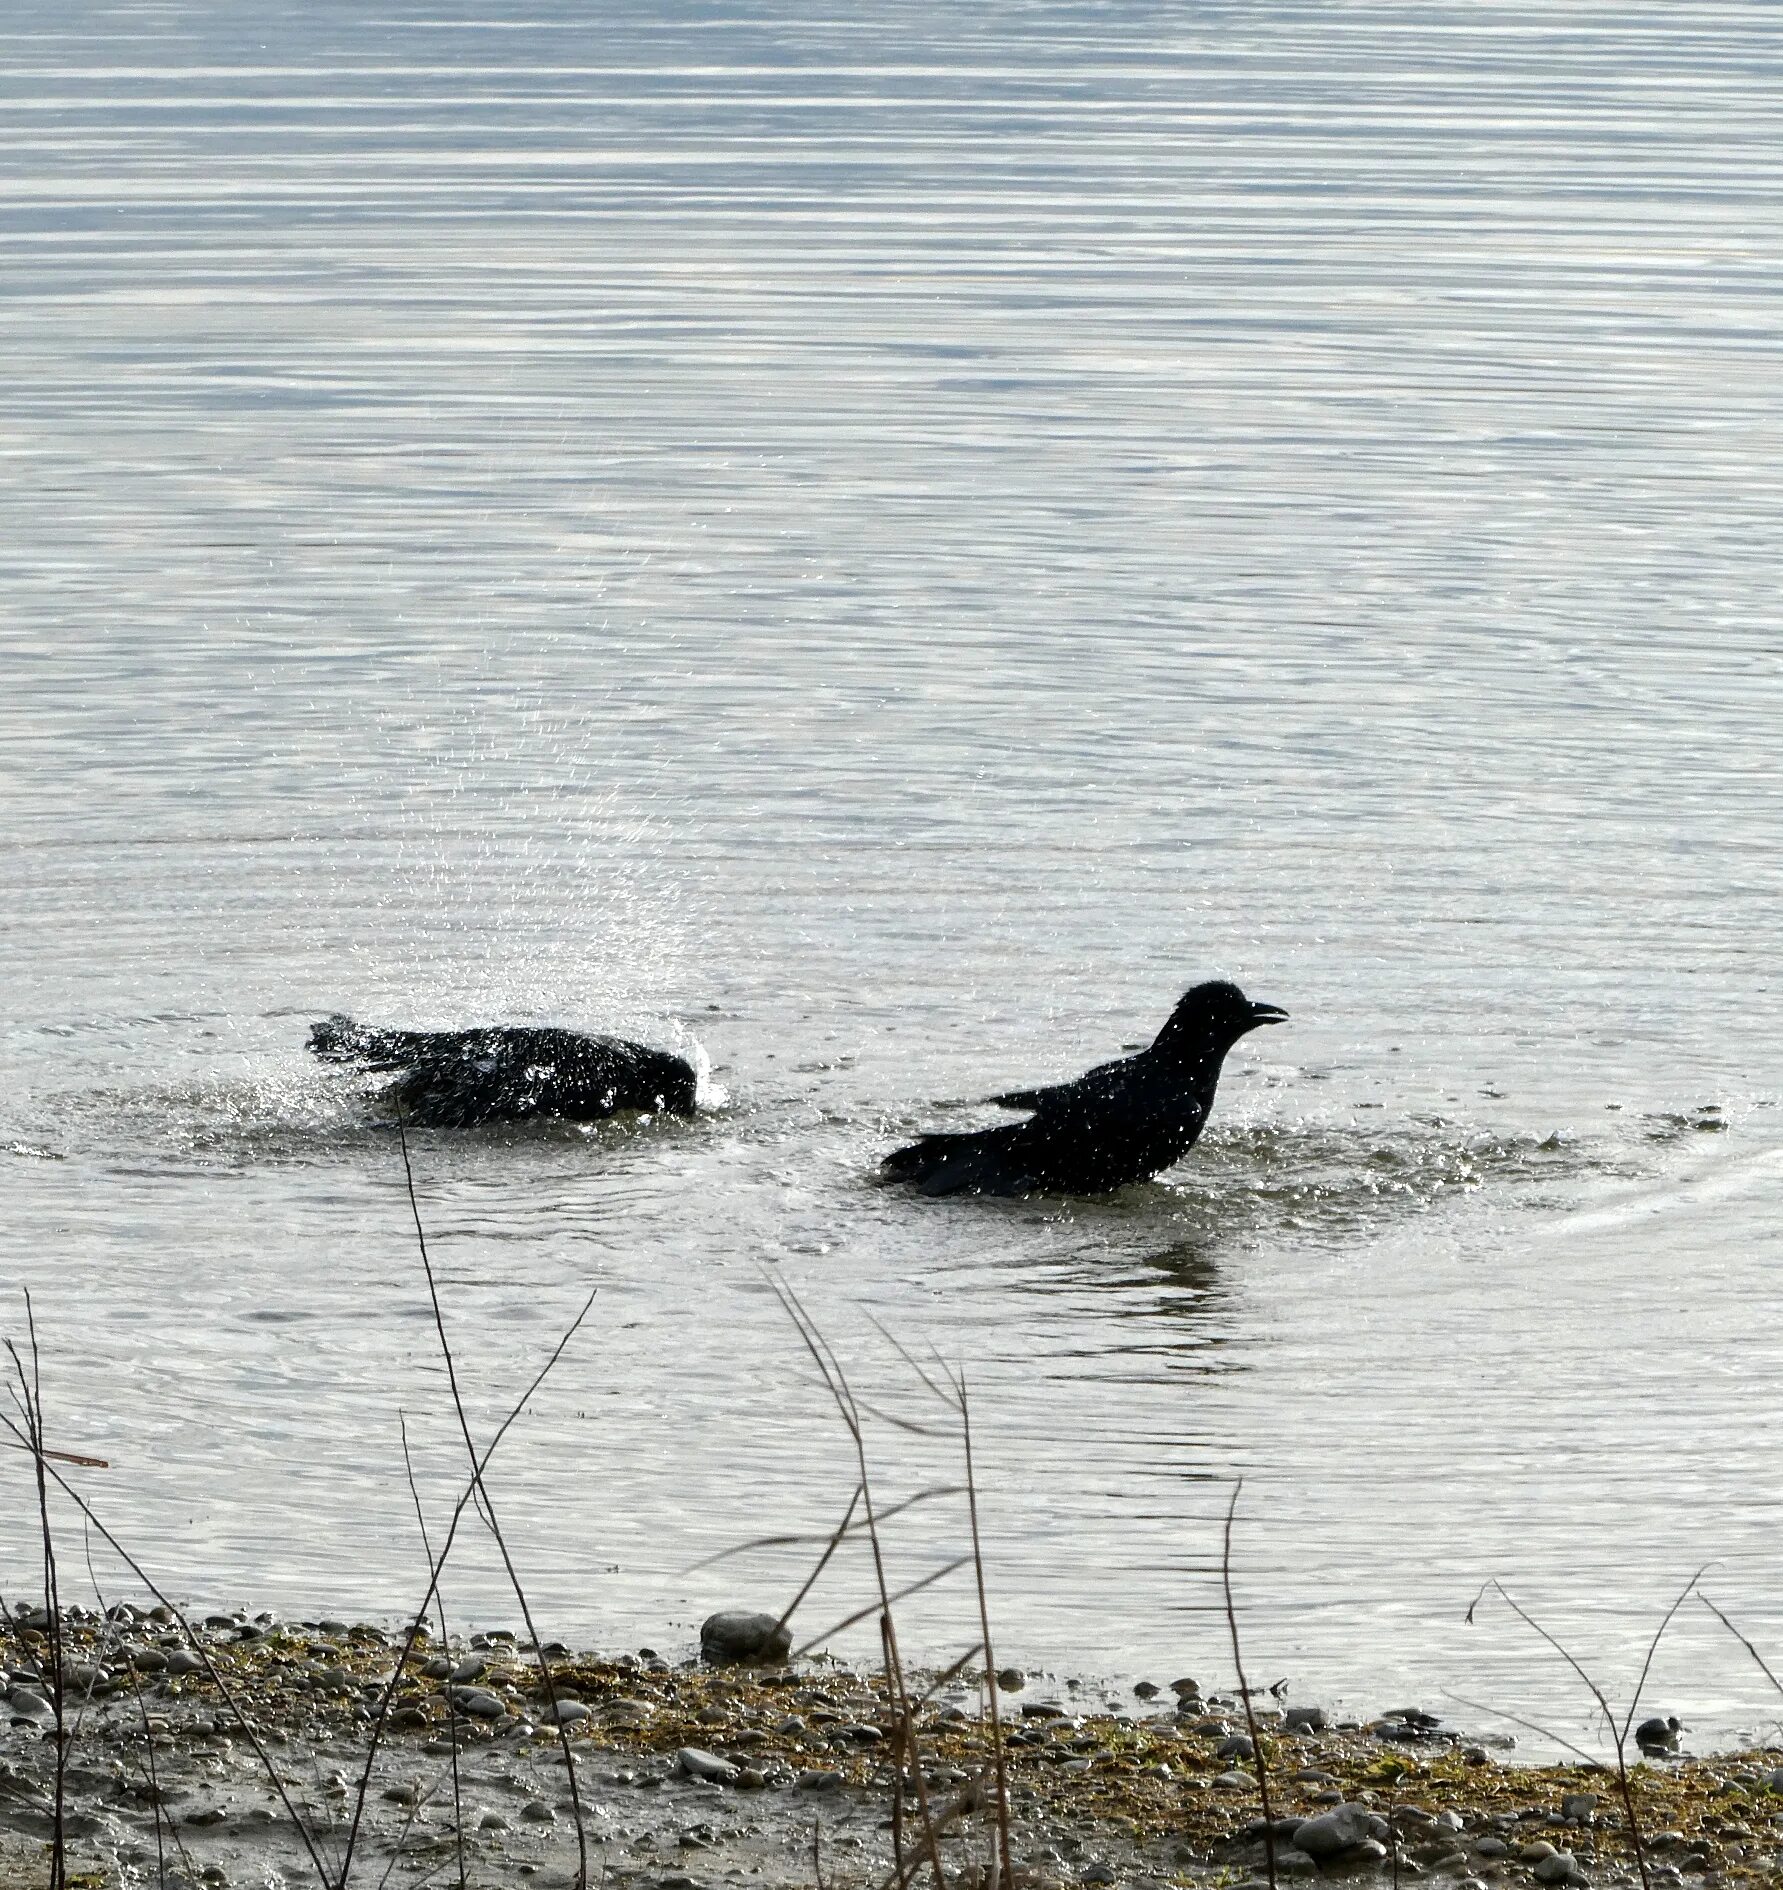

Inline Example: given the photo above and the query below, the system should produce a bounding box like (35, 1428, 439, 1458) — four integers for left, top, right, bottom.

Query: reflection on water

(2, 0, 1782, 1757)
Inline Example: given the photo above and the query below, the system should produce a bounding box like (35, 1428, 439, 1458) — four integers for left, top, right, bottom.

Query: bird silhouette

(308, 1016, 699, 1128)
(878, 981, 1287, 1197)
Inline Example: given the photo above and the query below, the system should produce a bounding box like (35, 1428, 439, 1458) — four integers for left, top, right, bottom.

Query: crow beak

(1247, 1002, 1289, 1027)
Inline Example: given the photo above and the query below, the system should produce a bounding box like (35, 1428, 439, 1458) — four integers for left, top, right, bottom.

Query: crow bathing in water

(878, 981, 1288, 1197)
(308, 1016, 700, 1128)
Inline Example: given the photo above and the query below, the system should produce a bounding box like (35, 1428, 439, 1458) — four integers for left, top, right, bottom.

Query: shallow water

(4, 0, 1782, 1756)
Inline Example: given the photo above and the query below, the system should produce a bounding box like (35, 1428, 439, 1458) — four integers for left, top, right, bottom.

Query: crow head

(1154, 980, 1288, 1056)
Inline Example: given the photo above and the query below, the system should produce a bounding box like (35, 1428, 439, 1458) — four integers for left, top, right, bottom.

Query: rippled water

(4, 0, 1782, 1755)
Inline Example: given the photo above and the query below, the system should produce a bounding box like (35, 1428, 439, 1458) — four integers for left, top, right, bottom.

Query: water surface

(4, 0, 1782, 1755)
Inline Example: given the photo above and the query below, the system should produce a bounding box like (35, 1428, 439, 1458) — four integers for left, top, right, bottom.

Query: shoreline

(4, 1604, 1781, 1890)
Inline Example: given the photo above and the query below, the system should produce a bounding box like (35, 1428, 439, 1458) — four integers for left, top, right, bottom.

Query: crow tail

(877, 1126, 1032, 1198)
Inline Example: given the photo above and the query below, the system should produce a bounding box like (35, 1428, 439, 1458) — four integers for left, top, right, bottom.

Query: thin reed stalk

(1466, 1570, 1706, 1890)
(394, 1120, 592, 1890)
(399, 1413, 466, 1890)
(770, 1277, 950, 1890)
(1220, 1481, 1277, 1890)
(7, 1294, 71, 1890)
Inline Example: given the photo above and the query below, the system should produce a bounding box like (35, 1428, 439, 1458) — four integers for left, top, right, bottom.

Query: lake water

(4, 0, 1782, 1757)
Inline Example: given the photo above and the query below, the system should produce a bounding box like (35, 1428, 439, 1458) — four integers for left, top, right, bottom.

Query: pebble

(1215, 1734, 1256, 1761)
(449, 1687, 506, 1719)
(1473, 1837, 1509, 1858)
(6, 1688, 55, 1726)
(1079, 1863, 1117, 1885)
(165, 1650, 206, 1676)
(450, 1656, 487, 1683)
(677, 1748, 739, 1785)
(797, 1770, 844, 1792)
(1284, 1705, 1328, 1732)
(1562, 1793, 1598, 1822)
(479, 1812, 510, 1831)
(1520, 1842, 1560, 1863)
(130, 1647, 169, 1672)
(698, 1611, 791, 1666)
(548, 1700, 591, 1724)
(1532, 1851, 1581, 1884)
(381, 1785, 419, 1806)
(1294, 1806, 1390, 1861)
(997, 1668, 1027, 1691)
(520, 1800, 555, 1824)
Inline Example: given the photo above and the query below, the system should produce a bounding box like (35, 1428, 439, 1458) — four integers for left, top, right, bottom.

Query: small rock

(1284, 1705, 1327, 1732)
(698, 1611, 790, 1666)
(1473, 1838, 1509, 1858)
(1520, 1842, 1559, 1863)
(1216, 1734, 1256, 1762)
(1562, 1794, 1598, 1822)
(130, 1647, 169, 1672)
(677, 1748, 739, 1785)
(548, 1700, 590, 1724)
(165, 1650, 205, 1676)
(1215, 1771, 1250, 1788)
(519, 1800, 555, 1824)
(797, 1769, 844, 1792)
(185, 1808, 228, 1828)
(1294, 1806, 1391, 1862)
(1169, 1678, 1202, 1698)
(1133, 1681, 1159, 1700)
(449, 1687, 506, 1718)
(450, 1656, 487, 1683)
(418, 1655, 453, 1680)
(996, 1668, 1026, 1691)
(480, 1812, 510, 1831)
(381, 1785, 418, 1806)
(1080, 1864, 1117, 1886)
(1532, 1851, 1580, 1884)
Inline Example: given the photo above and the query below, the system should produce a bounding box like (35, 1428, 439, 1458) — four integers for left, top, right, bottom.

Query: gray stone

(1284, 1705, 1327, 1732)
(1473, 1838, 1509, 1858)
(130, 1647, 168, 1672)
(1293, 1806, 1390, 1862)
(796, 1769, 844, 1792)
(520, 1800, 555, 1824)
(677, 1748, 739, 1784)
(1215, 1734, 1255, 1761)
(6, 1688, 55, 1727)
(548, 1700, 590, 1724)
(449, 1687, 506, 1718)
(1532, 1851, 1580, 1884)
(450, 1656, 487, 1683)
(1079, 1864, 1117, 1886)
(1520, 1842, 1559, 1864)
(165, 1651, 205, 1676)
(1562, 1794, 1598, 1822)
(479, 1812, 510, 1831)
(698, 1611, 790, 1666)
(997, 1668, 1026, 1691)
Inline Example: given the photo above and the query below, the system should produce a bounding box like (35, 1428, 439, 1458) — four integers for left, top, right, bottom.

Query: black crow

(878, 981, 1287, 1198)
(308, 1016, 700, 1128)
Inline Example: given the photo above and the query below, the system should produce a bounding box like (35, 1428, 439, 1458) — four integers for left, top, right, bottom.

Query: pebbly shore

(3, 1604, 1781, 1890)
